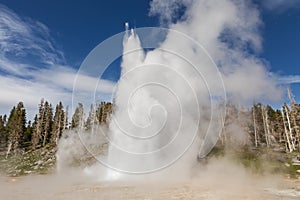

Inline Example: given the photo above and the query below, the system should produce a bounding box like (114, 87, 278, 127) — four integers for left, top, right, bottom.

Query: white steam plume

(59, 0, 283, 181)
(151, 0, 281, 103)
(102, 0, 282, 178)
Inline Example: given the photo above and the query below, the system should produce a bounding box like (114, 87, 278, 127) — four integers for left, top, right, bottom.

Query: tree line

(0, 100, 112, 157)
(221, 92, 300, 153)
(1, 93, 300, 157)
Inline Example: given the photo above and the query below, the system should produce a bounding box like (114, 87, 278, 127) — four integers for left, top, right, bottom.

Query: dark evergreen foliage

(2, 97, 299, 155)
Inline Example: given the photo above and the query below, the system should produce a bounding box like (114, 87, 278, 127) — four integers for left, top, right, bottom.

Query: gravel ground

(1, 175, 300, 200)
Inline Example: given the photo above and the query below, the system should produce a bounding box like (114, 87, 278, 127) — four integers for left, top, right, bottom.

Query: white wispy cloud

(277, 75, 300, 84)
(0, 4, 64, 68)
(0, 4, 115, 119)
(262, 0, 300, 12)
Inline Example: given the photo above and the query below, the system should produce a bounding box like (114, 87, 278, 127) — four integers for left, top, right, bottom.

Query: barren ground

(1, 175, 300, 200)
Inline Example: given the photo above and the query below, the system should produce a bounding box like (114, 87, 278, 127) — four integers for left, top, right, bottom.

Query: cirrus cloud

(262, 0, 300, 12)
(0, 4, 115, 119)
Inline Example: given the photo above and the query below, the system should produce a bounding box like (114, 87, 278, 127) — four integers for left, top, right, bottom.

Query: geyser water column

(71, 26, 226, 178)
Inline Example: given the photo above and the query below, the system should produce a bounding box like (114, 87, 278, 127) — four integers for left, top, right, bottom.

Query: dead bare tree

(261, 105, 269, 147)
(252, 103, 258, 147)
(282, 109, 292, 152)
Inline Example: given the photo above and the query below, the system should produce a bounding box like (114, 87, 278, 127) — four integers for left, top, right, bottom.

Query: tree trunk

(265, 108, 271, 146)
(291, 108, 300, 151)
(6, 142, 12, 159)
(282, 109, 293, 152)
(261, 105, 269, 147)
(63, 106, 68, 131)
(252, 105, 258, 147)
(284, 105, 296, 151)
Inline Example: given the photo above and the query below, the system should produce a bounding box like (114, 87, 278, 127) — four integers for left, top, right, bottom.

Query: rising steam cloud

(59, 0, 282, 180)
(104, 0, 281, 176)
(152, 0, 281, 102)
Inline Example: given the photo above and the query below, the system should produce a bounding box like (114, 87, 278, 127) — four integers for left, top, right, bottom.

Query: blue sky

(0, 0, 157, 70)
(0, 0, 300, 118)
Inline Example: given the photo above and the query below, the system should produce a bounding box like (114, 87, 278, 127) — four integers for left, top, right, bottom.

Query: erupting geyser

(64, 0, 280, 182)
(103, 23, 226, 179)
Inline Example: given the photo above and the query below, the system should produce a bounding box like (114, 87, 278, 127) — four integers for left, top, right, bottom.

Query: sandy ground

(1, 174, 300, 200)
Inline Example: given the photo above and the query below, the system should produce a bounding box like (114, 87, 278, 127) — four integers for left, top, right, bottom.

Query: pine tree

(51, 102, 65, 145)
(31, 114, 40, 149)
(96, 102, 105, 124)
(64, 105, 69, 130)
(32, 99, 45, 149)
(42, 102, 53, 146)
(0, 115, 8, 151)
(71, 103, 84, 129)
(293, 103, 300, 150)
(22, 120, 33, 148)
(96, 102, 112, 124)
(86, 104, 97, 130)
(6, 102, 26, 156)
(31, 99, 53, 148)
